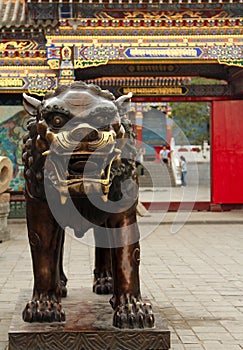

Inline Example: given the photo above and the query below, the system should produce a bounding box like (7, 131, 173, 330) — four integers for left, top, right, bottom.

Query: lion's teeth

(42, 150, 51, 156)
(60, 194, 68, 205)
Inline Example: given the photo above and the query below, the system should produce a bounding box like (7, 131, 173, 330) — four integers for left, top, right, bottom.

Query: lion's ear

(115, 92, 132, 116)
(23, 93, 41, 116)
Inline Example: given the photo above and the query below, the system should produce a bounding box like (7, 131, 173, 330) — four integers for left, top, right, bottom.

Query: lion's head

(22, 81, 137, 206)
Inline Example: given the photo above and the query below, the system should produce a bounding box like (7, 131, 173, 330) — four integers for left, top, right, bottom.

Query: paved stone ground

(1, 212, 243, 350)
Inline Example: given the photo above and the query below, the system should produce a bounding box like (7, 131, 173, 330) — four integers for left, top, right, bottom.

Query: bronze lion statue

(22, 81, 154, 329)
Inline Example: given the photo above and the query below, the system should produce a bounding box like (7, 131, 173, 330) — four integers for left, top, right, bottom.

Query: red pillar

(211, 100, 243, 205)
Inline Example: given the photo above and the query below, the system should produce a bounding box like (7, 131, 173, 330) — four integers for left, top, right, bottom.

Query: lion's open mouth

(43, 128, 122, 204)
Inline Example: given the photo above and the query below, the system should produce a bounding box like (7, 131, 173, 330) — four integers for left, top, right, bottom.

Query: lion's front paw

(93, 271, 113, 295)
(113, 296, 154, 329)
(22, 299, 65, 323)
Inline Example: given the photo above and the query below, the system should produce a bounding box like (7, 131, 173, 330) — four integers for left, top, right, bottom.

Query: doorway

(129, 101, 211, 204)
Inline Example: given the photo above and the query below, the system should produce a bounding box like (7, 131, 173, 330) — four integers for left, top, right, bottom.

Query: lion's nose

(70, 124, 99, 142)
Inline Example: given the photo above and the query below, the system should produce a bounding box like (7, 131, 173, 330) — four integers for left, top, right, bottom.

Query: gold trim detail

(0, 41, 29, 50)
(74, 59, 108, 69)
(47, 60, 60, 69)
(122, 10, 203, 20)
(218, 59, 243, 68)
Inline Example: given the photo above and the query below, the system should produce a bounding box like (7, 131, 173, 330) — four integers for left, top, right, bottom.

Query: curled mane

(44, 81, 115, 102)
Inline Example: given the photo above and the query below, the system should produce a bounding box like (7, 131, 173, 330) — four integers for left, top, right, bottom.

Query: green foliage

(170, 102, 210, 145)
(189, 77, 227, 85)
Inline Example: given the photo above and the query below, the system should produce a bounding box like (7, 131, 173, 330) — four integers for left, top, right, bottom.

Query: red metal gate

(212, 100, 243, 204)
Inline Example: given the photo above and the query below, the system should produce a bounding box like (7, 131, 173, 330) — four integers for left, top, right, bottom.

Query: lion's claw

(113, 297, 154, 329)
(93, 272, 113, 294)
(22, 300, 65, 323)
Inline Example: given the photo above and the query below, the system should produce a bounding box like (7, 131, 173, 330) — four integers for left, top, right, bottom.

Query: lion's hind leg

(93, 226, 113, 295)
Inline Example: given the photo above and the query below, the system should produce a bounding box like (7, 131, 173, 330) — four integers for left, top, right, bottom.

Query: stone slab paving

(139, 185, 211, 203)
(1, 212, 243, 349)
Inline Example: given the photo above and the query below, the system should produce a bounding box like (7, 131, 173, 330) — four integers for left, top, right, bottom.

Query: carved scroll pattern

(9, 332, 170, 350)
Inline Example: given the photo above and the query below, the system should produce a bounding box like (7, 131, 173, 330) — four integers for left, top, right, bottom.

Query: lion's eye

(52, 115, 66, 128)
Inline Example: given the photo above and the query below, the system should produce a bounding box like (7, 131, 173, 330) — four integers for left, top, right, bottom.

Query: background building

(1, 0, 243, 210)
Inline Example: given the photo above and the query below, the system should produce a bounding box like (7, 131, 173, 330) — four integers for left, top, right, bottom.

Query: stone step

(137, 161, 176, 188)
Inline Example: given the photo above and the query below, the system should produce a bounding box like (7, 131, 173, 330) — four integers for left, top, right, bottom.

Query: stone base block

(9, 289, 170, 350)
(0, 227, 10, 242)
